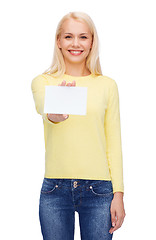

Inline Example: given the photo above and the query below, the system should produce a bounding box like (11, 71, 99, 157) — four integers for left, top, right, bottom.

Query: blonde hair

(43, 11, 102, 77)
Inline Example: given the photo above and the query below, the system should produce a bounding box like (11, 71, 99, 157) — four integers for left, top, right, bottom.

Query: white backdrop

(0, 0, 156, 239)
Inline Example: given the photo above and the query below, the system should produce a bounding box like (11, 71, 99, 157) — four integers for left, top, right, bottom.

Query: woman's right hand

(47, 80, 76, 123)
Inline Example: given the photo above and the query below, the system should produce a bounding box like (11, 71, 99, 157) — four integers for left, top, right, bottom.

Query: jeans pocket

(89, 180, 113, 196)
(41, 178, 59, 194)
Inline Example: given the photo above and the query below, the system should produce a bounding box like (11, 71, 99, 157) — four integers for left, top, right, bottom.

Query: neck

(64, 61, 91, 77)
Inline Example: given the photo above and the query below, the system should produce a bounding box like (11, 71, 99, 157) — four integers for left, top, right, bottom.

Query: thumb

(111, 210, 116, 227)
(63, 114, 69, 119)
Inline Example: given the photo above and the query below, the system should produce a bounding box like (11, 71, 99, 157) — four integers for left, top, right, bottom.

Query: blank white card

(44, 86, 88, 115)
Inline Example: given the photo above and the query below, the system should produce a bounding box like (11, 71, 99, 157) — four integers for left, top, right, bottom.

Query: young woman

(31, 11, 126, 240)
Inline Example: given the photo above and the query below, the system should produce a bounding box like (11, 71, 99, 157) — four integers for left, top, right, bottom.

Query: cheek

(61, 42, 68, 49)
(59, 38, 69, 49)
(83, 41, 92, 50)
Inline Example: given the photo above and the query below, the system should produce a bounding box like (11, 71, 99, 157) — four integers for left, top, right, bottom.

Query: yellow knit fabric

(31, 73, 124, 193)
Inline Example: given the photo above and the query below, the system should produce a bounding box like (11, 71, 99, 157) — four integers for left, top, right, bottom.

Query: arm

(109, 192, 126, 234)
(31, 75, 59, 125)
(104, 79, 124, 193)
(104, 79, 125, 233)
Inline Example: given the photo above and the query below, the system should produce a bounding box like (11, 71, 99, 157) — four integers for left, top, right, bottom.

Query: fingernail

(112, 222, 115, 227)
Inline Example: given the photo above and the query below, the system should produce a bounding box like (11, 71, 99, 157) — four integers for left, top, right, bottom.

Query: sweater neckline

(63, 73, 93, 80)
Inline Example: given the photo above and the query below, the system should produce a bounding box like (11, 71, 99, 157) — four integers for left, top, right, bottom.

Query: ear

(57, 37, 61, 49)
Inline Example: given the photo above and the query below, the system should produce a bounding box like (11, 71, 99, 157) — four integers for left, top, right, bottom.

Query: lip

(68, 49, 84, 51)
(68, 50, 84, 56)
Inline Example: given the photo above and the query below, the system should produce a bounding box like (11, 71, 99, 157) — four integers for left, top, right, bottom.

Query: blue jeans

(39, 178, 114, 240)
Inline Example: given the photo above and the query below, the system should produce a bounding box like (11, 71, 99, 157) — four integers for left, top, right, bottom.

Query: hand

(109, 192, 126, 234)
(47, 80, 76, 123)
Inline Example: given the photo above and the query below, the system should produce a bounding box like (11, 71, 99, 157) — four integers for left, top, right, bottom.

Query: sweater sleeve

(104, 80, 124, 193)
(31, 74, 59, 125)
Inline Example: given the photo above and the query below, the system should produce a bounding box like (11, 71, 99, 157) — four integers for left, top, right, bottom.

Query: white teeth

(69, 51, 82, 53)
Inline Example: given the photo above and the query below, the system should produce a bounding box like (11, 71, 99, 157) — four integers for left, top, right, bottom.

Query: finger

(71, 80, 76, 86)
(109, 223, 119, 234)
(117, 213, 125, 228)
(63, 114, 69, 119)
(109, 208, 116, 234)
(120, 215, 125, 226)
(109, 217, 122, 234)
(66, 82, 72, 86)
(60, 80, 66, 86)
(111, 210, 116, 229)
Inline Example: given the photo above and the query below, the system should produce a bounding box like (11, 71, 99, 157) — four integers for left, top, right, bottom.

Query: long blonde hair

(43, 12, 102, 77)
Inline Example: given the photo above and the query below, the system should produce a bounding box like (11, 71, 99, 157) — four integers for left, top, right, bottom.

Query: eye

(65, 36, 71, 39)
(65, 36, 87, 39)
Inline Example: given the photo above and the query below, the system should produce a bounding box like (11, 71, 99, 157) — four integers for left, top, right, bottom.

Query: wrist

(113, 192, 124, 198)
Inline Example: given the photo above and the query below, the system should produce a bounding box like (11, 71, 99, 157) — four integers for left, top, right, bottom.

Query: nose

(72, 37, 80, 47)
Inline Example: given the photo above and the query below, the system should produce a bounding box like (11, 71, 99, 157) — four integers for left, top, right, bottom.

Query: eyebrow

(64, 32, 89, 35)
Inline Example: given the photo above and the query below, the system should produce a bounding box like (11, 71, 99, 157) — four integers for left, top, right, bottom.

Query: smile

(68, 50, 84, 56)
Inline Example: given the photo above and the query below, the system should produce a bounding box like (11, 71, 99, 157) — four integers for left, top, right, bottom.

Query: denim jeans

(39, 178, 114, 240)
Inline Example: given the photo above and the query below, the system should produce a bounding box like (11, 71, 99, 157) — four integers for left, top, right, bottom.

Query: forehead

(61, 18, 91, 35)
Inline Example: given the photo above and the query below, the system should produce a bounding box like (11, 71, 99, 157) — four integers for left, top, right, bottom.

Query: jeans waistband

(44, 178, 112, 188)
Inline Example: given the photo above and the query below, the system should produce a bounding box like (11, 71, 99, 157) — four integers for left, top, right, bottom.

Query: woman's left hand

(109, 192, 126, 234)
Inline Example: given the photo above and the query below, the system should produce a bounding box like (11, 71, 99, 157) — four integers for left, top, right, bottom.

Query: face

(57, 18, 93, 65)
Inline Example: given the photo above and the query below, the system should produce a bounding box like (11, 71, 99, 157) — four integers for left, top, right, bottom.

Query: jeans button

(73, 181, 77, 188)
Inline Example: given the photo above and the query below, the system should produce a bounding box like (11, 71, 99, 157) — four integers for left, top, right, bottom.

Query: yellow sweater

(31, 73, 124, 193)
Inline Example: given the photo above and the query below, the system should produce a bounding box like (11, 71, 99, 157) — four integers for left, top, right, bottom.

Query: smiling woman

(43, 12, 102, 77)
(31, 11, 125, 240)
